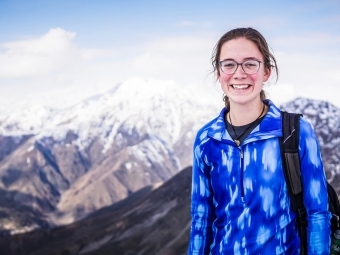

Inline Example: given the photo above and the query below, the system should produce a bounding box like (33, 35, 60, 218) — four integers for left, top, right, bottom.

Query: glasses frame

(219, 59, 262, 75)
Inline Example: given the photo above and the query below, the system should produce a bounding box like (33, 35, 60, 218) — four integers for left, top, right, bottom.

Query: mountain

(0, 166, 192, 255)
(0, 77, 221, 232)
(0, 93, 339, 255)
(0, 78, 339, 237)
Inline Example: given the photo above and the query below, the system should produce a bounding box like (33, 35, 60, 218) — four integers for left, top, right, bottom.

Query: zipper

(239, 147, 245, 202)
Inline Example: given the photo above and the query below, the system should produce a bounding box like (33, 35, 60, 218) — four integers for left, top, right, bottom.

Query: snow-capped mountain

(0, 77, 222, 231)
(0, 77, 221, 152)
(0, 78, 339, 235)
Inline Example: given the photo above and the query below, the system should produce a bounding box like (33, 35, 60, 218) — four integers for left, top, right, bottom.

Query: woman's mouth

(231, 84, 250, 90)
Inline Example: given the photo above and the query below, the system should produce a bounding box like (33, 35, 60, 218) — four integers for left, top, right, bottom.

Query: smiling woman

(187, 27, 331, 255)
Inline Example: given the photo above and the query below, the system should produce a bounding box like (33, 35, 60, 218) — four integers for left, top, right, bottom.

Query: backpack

(280, 111, 340, 255)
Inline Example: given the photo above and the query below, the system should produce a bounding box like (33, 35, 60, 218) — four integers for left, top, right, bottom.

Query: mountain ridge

(0, 77, 221, 231)
(0, 78, 339, 238)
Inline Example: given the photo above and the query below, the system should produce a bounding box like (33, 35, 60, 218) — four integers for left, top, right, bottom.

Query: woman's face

(218, 37, 271, 107)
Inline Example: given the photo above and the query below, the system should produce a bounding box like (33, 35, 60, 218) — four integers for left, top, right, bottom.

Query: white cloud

(130, 35, 216, 84)
(1, 27, 340, 113)
(266, 32, 340, 108)
(0, 28, 123, 113)
(0, 28, 78, 78)
(265, 83, 297, 106)
(0, 28, 116, 79)
(81, 48, 115, 61)
(0, 31, 218, 113)
(275, 50, 340, 87)
(0, 28, 217, 88)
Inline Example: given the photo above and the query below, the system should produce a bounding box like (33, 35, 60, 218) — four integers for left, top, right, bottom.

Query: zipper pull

(240, 149, 244, 159)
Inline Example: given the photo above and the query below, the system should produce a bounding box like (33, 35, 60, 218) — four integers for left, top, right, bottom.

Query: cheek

(219, 73, 231, 83)
(249, 73, 263, 83)
(249, 74, 258, 82)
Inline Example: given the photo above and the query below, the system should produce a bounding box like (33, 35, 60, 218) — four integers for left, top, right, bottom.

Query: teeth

(232, 84, 249, 90)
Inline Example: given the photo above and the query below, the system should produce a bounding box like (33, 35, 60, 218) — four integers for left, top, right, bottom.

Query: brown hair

(211, 27, 279, 108)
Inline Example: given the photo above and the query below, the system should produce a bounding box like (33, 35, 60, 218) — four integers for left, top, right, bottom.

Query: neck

(228, 100, 266, 126)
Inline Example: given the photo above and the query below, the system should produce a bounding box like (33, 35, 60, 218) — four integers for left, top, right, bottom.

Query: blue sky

(1, 0, 340, 112)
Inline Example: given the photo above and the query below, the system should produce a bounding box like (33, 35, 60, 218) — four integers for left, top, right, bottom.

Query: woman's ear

(263, 67, 271, 82)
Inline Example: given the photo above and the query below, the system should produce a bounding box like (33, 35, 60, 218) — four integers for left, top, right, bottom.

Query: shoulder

(194, 108, 226, 146)
(298, 116, 321, 158)
(264, 99, 282, 117)
(299, 116, 314, 131)
(194, 117, 217, 145)
(299, 116, 317, 139)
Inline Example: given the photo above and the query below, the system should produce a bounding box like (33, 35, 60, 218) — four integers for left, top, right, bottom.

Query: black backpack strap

(280, 111, 307, 255)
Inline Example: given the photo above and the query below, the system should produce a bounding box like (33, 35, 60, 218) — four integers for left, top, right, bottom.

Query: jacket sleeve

(187, 132, 215, 255)
(298, 117, 331, 255)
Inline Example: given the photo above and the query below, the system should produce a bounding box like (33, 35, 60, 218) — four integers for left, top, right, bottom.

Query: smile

(231, 84, 250, 90)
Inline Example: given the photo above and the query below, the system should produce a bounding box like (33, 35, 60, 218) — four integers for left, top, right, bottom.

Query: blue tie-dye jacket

(188, 100, 330, 255)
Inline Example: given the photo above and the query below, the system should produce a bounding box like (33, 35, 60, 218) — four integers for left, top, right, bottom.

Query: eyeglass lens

(220, 60, 260, 74)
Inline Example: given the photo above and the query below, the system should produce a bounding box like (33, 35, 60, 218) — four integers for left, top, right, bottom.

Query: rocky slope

(0, 77, 220, 232)
(0, 166, 192, 255)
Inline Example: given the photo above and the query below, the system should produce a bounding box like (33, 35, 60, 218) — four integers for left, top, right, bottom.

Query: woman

(188, 28, 330, 254)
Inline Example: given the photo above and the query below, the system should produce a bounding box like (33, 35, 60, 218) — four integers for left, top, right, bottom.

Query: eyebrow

(220, 57, 260, 62)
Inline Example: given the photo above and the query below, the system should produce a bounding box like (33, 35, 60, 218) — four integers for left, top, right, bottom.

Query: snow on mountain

(1, 81, 339, 186)
(0, 77, 224, 228)
(1, 77, 221, 150)
(1, 78, 339, 232)
(0, 105, 58, 135)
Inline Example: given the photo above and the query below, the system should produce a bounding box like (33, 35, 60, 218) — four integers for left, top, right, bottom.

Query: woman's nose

(233, 64, 247, 78)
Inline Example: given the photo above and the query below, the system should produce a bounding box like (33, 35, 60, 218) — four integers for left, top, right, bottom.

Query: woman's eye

(223, 63, 235, 68)
(244, 62, 257, 67)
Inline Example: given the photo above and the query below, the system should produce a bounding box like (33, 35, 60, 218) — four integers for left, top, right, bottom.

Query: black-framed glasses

(219, 60, 261, 74)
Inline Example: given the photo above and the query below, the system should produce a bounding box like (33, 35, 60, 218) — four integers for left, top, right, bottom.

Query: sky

(1, 0, 340, 114)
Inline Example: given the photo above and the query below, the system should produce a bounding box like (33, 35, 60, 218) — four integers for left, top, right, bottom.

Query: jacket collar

(207, 99, 282, 144)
